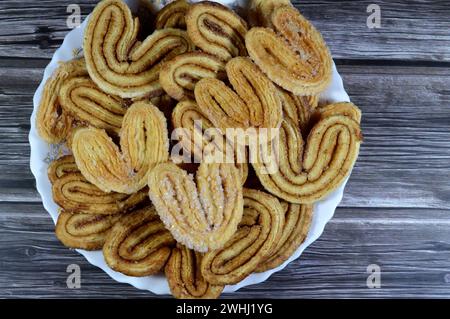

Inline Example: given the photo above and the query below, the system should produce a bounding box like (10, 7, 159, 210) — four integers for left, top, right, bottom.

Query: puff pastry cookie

(148, 162, 243, 252)
(246, 6, 333, 95)
(72, 101, 169, 194)
(253, 102, 363, 203)
(84, 0, 194, 98)
(186, 1, 248, 61)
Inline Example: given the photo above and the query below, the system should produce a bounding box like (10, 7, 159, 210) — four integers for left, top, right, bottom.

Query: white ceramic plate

(29, 0, 352, 295)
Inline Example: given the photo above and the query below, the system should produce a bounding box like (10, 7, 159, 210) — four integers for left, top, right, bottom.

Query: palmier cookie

(84, 0, 194, 99)
(103, 206, 176, 276)
(166, 244, 224, 299)
(201, 188, 284, 285)
(148, 162, 243, 253)
(253, 102, 363, 204)
(246, 6, 333, 95)
(72, 101, 169, 194)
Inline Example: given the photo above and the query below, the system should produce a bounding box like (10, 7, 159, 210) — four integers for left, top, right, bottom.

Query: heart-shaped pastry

(56, 210, 121, 251)
(59, 67, 127, 134)
(72, 101, 170, 194)
(36, 59, 87, 143)
(103, 206, 176, 277)
(49, 156, 148, 215)
(253, 102, 363, 204)
(84, 0, 194, 99)
(200, 188, 284, 285)
(148, 162, 243, 253)
(194, 56, 282, 133)
(246, 6, 333, 95)
(165, 244, 224, 299)
(186, 1, 248, 61)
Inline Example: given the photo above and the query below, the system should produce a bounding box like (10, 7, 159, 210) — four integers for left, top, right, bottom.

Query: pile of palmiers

(37, 0, 362, 299)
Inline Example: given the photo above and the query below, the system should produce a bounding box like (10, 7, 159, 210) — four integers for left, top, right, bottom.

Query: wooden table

(1, 0, 449, 298)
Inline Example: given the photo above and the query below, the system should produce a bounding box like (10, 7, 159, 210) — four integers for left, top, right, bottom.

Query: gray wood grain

(2, 203, 450, 298)
(0, 1, 449, 62)
(1, 0, 450, 299)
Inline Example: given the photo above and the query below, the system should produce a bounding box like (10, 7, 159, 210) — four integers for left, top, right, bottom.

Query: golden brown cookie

(246, 6, 333, 95)
(172, 99, 248, 184)
(55, 210, 121, 250)
(194, 57, 282, 133)
(49, 156, 148, 215)
(52, 173, 149, 215)
(84, 0, 194, 99)
(253, 102, 363, 204)
(103, 206, 176, 276)
(36, 59, 87, 143)
(166, 244, 224, 299)
(201, 188, 284, 285)
(256, 202, 313, 272)
(72, 101, 169, 194)
(148, 162, 243, 253)
(186, 1, 248, 61)
(156, 0, 190, 30)
(59, 76, 127, 134)
(160, 52, 226, 101)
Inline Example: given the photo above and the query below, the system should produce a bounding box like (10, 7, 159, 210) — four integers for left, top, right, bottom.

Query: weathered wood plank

(0, 0, 96, 59)
(298, 0, 450, 62)
(1, 63, 449, 209)
(0, 1, 449, 61)
(1, 203, 450, 298)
